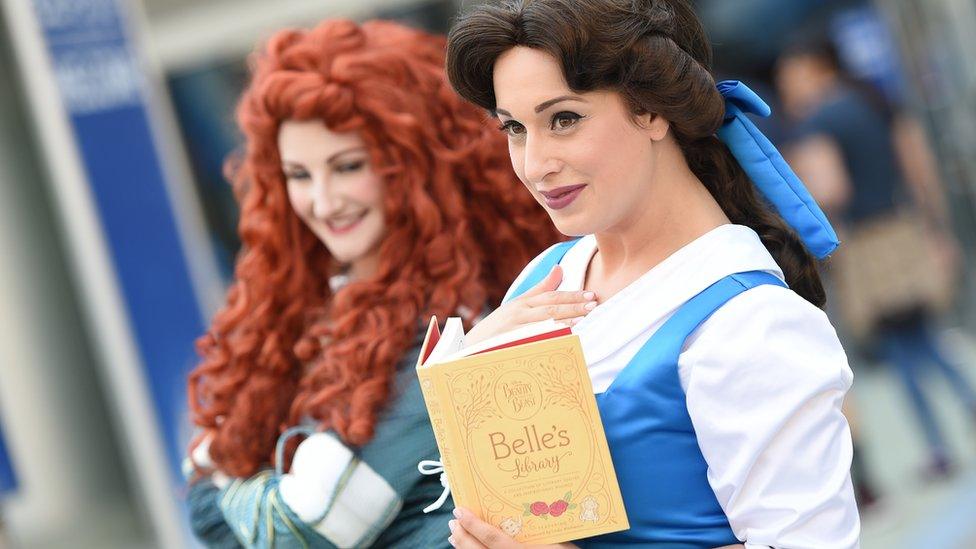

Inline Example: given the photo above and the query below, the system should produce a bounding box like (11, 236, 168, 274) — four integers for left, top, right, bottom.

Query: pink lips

(326, 213, 366, 235)
(540, 185, 586, 210)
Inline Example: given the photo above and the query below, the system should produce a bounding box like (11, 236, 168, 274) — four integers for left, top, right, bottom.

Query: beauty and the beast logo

(495, 371, 543, 420)
(450, 354, 596, 500)
(466, 368, 587, 482)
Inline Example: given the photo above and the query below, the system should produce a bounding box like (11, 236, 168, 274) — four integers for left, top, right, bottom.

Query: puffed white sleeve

(679, 284, 861, 549)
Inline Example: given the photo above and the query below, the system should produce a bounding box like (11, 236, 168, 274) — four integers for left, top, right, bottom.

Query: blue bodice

(507, 241, 786, 547)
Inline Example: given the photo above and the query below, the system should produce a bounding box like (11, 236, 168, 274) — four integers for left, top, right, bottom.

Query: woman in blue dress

(439, 0, 860, 547)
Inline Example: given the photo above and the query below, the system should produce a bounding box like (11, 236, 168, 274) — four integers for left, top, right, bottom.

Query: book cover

(416, 318, 629, 545)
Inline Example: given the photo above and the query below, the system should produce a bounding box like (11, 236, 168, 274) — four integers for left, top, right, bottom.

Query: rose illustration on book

(549, 499, 569, 517)
(524, 492, 578, 519)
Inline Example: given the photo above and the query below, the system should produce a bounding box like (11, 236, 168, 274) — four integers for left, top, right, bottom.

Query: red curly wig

(187, 19, 560, 477)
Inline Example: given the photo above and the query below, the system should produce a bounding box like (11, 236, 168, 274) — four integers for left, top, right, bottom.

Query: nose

(521, 133, 561, 185)
(310, 175, 339, 220)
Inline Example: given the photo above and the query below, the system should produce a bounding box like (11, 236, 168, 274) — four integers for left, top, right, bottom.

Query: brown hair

(188, 19, 560, 477)
(447, 0, 825, 307)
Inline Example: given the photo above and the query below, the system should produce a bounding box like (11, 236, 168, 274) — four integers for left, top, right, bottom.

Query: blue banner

(31, 0, 206, 486)
(0, 416, 15, 496)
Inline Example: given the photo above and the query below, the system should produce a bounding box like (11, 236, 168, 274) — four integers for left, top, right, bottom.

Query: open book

(416, 317, 629, 545)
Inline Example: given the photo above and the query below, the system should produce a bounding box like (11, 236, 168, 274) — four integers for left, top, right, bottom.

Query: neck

(591, 151, 729, 282)
(347, 252, 380, 282)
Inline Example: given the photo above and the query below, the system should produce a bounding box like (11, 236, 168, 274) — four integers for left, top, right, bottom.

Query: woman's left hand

(448, 508, 577, 549)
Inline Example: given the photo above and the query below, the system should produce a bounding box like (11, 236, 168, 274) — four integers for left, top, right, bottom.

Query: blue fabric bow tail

(716, 80, 840, 259)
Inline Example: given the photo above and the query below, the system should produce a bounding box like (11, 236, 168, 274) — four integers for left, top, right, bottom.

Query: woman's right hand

(464, 266, 597, 348)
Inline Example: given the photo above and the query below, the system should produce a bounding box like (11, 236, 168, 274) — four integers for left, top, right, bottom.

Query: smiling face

(278, 119, 386, 277)
(492, 47, 668, 237)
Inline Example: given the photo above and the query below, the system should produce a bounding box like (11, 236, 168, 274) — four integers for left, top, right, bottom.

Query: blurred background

(0, 0, 974, 547)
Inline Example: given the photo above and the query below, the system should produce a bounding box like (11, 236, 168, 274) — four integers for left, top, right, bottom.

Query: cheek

(508, 142, 526, 182)
(286, 184, 310, 218)
(351, 173, 385, 210)
(590, 125, 649, 181)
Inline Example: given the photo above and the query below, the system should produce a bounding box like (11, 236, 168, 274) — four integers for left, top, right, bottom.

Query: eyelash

(284, 160, 366, 180)
(551, 111, 583, 130)
(498, 111, 584, 137)
(335, 160, 365, 173)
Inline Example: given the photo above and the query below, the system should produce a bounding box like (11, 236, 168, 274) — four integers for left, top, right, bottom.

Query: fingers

(522, 265, 563, 298)
(448, 513, 488, 548)
(519, 293, 597, 323)
(448, 522, 487, 548)
(524, 289, 596, 308)
(449, 508, 515, 548)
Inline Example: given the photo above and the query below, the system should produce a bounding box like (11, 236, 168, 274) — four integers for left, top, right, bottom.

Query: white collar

(559, 224, 785, 364)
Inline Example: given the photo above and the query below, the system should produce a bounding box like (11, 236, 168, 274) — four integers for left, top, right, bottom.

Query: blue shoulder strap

(610, 271, 787, 391)
(505, 239, 580, 303)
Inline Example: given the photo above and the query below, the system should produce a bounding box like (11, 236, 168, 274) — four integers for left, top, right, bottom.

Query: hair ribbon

(716, 80, 840, 259)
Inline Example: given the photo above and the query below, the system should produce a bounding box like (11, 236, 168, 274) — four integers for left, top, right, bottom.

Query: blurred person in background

(776, 34, 976, 481)
(183, 19, 564, 548)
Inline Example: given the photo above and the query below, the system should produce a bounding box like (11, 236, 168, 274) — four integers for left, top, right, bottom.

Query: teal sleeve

(187, 477, 243, 548)
(217, 472, 339, 549)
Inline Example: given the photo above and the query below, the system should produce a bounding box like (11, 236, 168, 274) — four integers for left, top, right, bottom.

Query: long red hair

(187, 19, 559, 477)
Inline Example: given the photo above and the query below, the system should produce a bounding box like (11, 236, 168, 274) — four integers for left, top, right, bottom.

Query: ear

(635, 111, 670, 142)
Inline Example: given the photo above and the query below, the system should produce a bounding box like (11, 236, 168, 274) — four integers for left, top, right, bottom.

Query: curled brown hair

(447, 0, 825, 306)
(188, 19, 559, 477)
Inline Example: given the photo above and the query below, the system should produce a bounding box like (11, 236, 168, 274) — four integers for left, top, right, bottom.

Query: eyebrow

(281, 146, 367, 167)
(495, 95, 587, 117)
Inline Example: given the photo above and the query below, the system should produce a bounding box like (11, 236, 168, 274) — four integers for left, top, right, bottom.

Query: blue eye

(335, 160, 366, 173)
(284, 169, 310, 180)
(498, 120, 526, 137)
(551, 111, 583, 131)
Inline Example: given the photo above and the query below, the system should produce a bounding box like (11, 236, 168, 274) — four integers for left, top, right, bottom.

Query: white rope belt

(417, 459, 451, 513)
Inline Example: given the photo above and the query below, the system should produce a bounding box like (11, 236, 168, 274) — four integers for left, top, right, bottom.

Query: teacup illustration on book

(499, 516, 523, 536)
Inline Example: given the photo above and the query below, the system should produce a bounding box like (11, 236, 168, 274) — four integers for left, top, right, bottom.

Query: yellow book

(416, 317, 629, 545)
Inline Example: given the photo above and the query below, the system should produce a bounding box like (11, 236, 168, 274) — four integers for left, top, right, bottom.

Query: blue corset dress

(506, 240, 787, 548)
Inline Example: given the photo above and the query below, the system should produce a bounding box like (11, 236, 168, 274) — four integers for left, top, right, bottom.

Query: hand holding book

(448, 507, 579, 548)
(463, 265, 598, 348)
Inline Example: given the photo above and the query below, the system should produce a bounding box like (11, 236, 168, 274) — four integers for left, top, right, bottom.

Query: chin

(548, 214, 593, 238)
(324, 246, 367, 266)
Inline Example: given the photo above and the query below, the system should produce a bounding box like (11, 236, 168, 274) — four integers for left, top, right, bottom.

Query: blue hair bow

(716, 80, 840, 259)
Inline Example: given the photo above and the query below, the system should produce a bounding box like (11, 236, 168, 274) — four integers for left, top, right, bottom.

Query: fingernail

(448, 520, 457, 533)
(453, 508, 462, 519)
(448, 536, 456, 546)
(583, 291, 596, 300)
(584, 301, 597, 311)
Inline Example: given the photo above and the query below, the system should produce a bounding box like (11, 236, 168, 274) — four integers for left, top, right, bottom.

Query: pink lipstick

(326, 212, 366, 235)
(540, 185, 586, 210)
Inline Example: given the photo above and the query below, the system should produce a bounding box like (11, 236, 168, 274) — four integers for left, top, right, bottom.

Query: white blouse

(505, 224, 861, 549)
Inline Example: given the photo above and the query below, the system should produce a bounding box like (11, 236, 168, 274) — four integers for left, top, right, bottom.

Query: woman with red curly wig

(183, 19, 570, 548)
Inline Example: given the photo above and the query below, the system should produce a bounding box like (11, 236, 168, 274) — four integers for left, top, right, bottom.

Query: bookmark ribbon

(418, 459, 451, 513)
